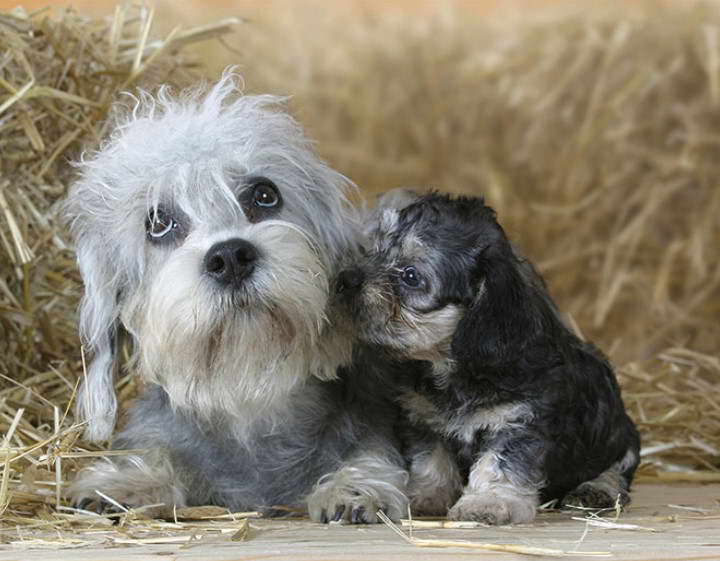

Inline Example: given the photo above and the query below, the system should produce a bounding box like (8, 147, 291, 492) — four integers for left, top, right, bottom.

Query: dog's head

(338, 191, 558, 366)
(66, 74, 359, 441)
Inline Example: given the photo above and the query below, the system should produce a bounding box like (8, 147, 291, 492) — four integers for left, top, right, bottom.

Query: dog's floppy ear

(70, 215, 123, 443)
(362, 188, 422, 239)
(375, 188, 421, 212)
(451, 242, 549, 367)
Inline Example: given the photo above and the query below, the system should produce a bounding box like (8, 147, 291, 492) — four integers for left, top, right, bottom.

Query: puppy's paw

(562, 483, 629, 510)
(410, 494, 455, 517)
(448, 492, 537, 525)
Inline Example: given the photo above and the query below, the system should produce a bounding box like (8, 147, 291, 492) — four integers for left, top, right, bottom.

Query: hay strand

(378, 511, 612, 557)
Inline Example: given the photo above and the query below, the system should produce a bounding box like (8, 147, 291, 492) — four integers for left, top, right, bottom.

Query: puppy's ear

(451, 243, 549, 367)
(362, 188, 422, 239)
(375, 188, 422, 212)
(72, 225, 123, 443)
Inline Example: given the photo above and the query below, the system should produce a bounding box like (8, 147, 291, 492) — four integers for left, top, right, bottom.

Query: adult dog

(66, 74, 407, 523)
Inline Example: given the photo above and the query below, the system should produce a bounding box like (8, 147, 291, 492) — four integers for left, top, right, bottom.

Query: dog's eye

(146, 208, 177, 239)
(240, 177, 283, 223)
(253, 181, 280, 208)
(400, 266, 422, 288)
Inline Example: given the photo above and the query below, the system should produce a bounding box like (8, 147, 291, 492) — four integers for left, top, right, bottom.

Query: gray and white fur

(65, 73, 407, 523)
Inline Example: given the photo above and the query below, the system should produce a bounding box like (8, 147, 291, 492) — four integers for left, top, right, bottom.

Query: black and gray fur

(65, 74, 408, 523)
(338, 189, 641, 524)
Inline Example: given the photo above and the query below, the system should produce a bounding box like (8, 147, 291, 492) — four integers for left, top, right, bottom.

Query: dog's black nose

(204, 239, 258, 286)
(337, 268, 365, 293)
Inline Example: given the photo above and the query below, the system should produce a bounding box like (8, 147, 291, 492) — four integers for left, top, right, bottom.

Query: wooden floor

(1, 483, 719, 560)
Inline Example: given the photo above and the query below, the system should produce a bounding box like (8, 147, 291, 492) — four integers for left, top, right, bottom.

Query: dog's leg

(448, 443, 542, 525)
(406, 437, 462, 516)
(307, 449, 409, 524)
(68, 387, 208, 516)
(69, 449, 186, 517)
(562, 448, 638, 509)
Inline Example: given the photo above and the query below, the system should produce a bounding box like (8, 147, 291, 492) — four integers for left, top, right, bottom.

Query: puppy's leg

(307, 448, 409, 524)
(563, 448, 639, 509)
(449, 430, 544, 525)
(69, 449, 186, 516)
(403, 424, 462, 516)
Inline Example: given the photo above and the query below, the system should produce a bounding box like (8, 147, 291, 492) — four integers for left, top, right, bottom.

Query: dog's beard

(130, 222, 348, 424)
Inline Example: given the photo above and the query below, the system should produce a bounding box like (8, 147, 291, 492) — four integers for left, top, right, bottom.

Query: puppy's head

(66, 73, 359, 441)
(339, 192, 554, 365)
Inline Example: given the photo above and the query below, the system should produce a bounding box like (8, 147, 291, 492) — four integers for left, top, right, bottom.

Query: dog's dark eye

(400, 266, 422, 288)
(146, 208, 177, 239)
(253, 181, 280, 208)
(240, 177, 283, 223)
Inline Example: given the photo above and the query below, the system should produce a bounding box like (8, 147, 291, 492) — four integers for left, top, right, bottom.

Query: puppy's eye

(400, 266, 422, 288)
(146, 208, 177, 239)
(253, 181, 280, 208)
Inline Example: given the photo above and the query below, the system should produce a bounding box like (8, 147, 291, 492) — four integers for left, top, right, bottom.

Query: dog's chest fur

(396, 361, 531, 448)
(399, 388, 525, 437)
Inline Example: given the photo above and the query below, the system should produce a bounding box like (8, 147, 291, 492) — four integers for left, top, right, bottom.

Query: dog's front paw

(410, 494, 455, 517)
(308, 490, 392, 524)
(73, 496, 130, 524)
(562, 483, 629, 510)
(448, 492, 537, 525)
(307, 455, 409, 524)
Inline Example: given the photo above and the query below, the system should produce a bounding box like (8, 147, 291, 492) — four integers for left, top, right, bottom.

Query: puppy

(65, 74, 408, 523)
(337, 190, 641, 524)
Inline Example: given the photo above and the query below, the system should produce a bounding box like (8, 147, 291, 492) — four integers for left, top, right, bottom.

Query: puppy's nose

(337, 268, 365, 294)
(204, 239, 258, 286)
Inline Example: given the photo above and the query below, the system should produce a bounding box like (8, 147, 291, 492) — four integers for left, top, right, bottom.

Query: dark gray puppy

(65, 74, 408, 523)
(337, 190, 640, 525)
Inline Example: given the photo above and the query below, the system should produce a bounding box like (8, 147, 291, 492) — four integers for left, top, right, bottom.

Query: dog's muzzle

(204, 238, 258, 288)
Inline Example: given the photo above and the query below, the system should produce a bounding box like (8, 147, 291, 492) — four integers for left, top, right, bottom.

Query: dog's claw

(332, 505, 345, 522)
(74, 497, 129, 522)
(350, 506, 365, 524)
(75, 498, 90, 510)
(76, 498, 108, 515)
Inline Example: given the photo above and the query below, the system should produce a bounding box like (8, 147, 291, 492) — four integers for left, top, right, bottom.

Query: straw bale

(0, 1, 239, 524)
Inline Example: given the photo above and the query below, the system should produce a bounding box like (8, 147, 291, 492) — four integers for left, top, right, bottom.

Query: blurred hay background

(235, 0, 720, 474)
(0, 0, 719, 524)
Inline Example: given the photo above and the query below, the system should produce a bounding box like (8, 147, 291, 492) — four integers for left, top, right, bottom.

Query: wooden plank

(0, 483, 719, 560)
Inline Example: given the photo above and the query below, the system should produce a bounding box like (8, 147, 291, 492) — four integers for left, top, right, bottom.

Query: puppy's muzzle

(337, 267, 365, 294)
(204, 238, 258, 288)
